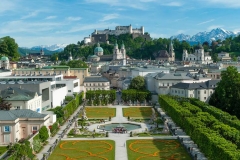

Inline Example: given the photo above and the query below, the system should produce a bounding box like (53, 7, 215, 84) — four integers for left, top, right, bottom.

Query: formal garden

(127, 139, 191, 160)
(48, 140, 115, 160)
(123, 107, 153, 118)
(84, 107, 116, 118)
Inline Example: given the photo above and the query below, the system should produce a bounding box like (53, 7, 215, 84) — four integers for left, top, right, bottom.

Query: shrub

(39, 126, 49, 142)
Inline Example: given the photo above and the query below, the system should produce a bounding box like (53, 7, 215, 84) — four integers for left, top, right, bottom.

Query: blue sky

(1, 0, 240, 47)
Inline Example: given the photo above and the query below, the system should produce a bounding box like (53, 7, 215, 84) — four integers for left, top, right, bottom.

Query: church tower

(68, 52, 73, 61)
(169, 41, 175, 61)
(121, 41, 126, 65)
(113, 41, 119, 60)
(40, 48, 44, 56)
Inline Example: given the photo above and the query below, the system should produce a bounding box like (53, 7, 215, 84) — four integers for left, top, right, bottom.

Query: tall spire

(121, 41, 125, 49)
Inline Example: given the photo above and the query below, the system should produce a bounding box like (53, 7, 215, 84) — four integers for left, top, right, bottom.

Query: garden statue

(82, 109, 88, 120)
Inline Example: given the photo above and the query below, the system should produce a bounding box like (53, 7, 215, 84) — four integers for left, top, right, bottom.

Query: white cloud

(85, 0, 149, 10)
(0, 0, 16, 13)
(200, 0, 240, 8)
(21, 11, 41, 19)
(45, 16, 57, 20)
(0, 20, 64, 34)
(174, 17, 188, 22)
(66, 17, 82, 21)
(162, 2, 183, 7)
(100, 14, 119, 22)
(56, 22, 118, 33)
(197, 19, 215, 25)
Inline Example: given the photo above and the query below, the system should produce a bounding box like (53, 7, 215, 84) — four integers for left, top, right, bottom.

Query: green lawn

(123, 107, 152, 118)
(49, 140, 115, 160)
(83, 107, 116, 118)
(127, 139, 191, 160)
(0, 146, 7, 156)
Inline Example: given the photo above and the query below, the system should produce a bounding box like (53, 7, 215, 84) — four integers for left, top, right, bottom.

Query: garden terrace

(48, 140, 115, 160)
(83, 107, 116, 118)
(123, 107, 153, 118)
(127, 139, 191, 160)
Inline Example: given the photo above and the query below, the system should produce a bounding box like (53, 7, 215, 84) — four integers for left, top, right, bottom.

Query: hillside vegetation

(51, 34, 240, 62)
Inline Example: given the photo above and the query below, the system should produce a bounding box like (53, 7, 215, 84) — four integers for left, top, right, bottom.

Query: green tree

(38, 126, 49, 142)
(7, 140, 33, 160)
(129, 76, 146, 90)
(209, 66, 240, 118)
(60, 60, 88, 68)
(0, 36, 20, 61)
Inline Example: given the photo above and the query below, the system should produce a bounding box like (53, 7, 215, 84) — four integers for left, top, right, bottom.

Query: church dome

(1, 56, 9, 61)
(94, 43, 103, 53)
(196, 42, 203, 49)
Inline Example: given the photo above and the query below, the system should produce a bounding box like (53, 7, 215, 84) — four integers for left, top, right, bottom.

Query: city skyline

(0, 0, 240, 47)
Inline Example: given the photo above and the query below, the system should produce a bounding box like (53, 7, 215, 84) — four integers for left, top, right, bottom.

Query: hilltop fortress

(84, 24, 151, 44)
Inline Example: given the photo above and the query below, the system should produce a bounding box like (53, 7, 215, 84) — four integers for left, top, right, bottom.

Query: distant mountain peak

(31, 44, 68, 52)
(170, 28, 238, 44)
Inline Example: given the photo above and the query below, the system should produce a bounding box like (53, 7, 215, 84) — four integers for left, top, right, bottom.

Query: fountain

(99, 123, 141, 132)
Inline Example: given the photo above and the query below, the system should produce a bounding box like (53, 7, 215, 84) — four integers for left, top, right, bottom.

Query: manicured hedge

(159, 95, 240, 160)
(190, 98, 240, 131)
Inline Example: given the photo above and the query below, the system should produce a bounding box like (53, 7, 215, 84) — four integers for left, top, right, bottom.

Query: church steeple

(121, 41, 125, 49)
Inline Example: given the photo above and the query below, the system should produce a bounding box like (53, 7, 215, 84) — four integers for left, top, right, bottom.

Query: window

(190, 94, 193, 97)
(198, 91, 200, 94)
(68, 90, 71, 92)
(4, 126, 10, 132)
(4, 134, 10, 143)
(204, 90, 206, 94)
(210, 91, 213, 94)
(32, 126, 38, 131)
(204, 97, 206, 100)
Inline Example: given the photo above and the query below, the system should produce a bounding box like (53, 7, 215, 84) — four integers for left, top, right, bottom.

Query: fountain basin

(99, 123, 141, 131)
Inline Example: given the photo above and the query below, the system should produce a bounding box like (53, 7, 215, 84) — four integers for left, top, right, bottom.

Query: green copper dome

(94, 43, 103, 53)
(1, 56, 9, 61)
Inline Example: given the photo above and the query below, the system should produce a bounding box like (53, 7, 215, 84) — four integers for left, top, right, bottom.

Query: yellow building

(12, 66, 89, 85)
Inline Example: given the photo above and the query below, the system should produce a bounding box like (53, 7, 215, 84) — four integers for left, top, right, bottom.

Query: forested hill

(53, 34, 192, 61)
(53, 33, 240, 62)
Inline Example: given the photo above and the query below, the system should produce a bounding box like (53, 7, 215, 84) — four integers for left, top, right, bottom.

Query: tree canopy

(129, 76, 146, 90)
(209, 66, 240, 118)
(60, 60, 88, 68)
(0, 36, 20, 61)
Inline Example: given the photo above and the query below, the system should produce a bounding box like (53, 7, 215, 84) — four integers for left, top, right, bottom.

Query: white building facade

(83, 76, 110, 91)
(170, 80, 220, 102)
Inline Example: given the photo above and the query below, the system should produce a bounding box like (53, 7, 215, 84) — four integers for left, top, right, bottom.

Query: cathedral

(182, 43, 213, 64)
(87, 41, 126, 65)
(153, 41, 175, 62)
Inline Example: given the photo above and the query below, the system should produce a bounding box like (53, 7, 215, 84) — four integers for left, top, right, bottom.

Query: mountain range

(18, 28, 240, 56)
(18, 44, 68, 56)
(170, 28, 240, 44)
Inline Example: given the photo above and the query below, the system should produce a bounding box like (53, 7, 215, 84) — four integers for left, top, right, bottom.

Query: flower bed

(127, 139, 191, 160)
(49, 140, 115, 160)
